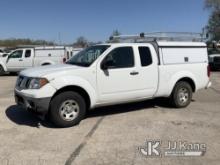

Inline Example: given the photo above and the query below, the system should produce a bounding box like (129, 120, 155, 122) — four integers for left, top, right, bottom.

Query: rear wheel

(169, 81, 192, 108)
(49, 91, 86, 127)
(0, 65, 5, 76)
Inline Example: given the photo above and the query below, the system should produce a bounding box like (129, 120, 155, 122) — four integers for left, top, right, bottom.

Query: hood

(20, 64, 83, 78)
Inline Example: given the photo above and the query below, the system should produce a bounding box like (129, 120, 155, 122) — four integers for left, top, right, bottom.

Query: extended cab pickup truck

(14, 41, 212, 127)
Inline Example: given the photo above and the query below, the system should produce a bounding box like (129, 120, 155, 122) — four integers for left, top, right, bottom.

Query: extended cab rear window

(25, 50, 31, 58)
(138, 47, 152, 66)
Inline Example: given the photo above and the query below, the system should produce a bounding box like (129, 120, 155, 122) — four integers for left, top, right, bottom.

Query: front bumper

(15, 91, 51, 114)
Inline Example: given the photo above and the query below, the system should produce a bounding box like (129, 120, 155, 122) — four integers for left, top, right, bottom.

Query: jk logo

(139, 140, 161, 157)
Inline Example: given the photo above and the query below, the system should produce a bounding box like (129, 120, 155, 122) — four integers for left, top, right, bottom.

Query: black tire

(169, 81, 192, 108)
(0, 65, 5, 76)
(49, 91, 86, 127)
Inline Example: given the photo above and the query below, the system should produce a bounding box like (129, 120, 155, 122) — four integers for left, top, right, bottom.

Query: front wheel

(169, 81, 192, 108)
(49, 91, 86, 127)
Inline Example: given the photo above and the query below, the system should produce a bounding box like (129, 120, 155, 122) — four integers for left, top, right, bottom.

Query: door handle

(19, 59, 23, 61)
(130, 71, 139, 75)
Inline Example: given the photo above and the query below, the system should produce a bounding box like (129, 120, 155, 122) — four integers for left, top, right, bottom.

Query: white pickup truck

(0, 46, 82, 75)
(14, 41, 211, 127)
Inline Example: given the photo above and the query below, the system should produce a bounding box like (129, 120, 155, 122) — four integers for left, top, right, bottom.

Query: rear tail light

(63, 58, 66, 63)
(207, 65, 211, 78)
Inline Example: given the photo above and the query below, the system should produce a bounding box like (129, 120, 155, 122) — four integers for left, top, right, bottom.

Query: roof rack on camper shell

(109, 32, 207, 43)
(16, 45, 66, 50)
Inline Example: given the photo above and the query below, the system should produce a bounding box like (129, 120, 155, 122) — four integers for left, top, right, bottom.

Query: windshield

(67, 45, 110, 67)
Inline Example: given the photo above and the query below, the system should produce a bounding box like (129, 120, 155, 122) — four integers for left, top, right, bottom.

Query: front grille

(214, 57, 220, 63)
(16, 76, 30, 90)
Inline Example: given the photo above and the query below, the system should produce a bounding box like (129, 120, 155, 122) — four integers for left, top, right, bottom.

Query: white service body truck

(14, 41, 211, 127)
(0, 46, 82, 75)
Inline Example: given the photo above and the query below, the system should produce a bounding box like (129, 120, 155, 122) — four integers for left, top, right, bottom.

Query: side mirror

(101, 59, 114, 70)
(101, 62, 108, 70)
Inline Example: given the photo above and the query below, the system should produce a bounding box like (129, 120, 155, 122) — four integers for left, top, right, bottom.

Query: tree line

(0, 39, 55, 48)
(0, 37, 103, 49)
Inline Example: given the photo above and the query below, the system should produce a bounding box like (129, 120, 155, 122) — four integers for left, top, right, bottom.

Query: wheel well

(51, 86, 91, 110)
(176, 77, 196, 92)
(41, 63, 51, 66)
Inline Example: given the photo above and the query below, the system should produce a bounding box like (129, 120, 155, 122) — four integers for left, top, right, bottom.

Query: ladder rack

(109, 32, 207, 42)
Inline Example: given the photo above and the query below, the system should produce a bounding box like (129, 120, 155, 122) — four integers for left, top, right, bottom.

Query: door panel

(6, 50, 24, 72)
(97, 46, 141, 103)
(97, 45, 159, 104)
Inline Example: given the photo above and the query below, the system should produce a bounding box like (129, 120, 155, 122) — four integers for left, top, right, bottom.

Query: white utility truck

(0, 46, 82, 75)
(14, 33, 211, 127)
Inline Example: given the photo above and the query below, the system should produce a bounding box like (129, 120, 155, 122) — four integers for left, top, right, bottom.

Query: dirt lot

(0, 73, 220, 165)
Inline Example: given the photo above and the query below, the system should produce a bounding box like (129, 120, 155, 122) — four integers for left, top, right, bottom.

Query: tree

(73, 36, 88, 48)
(205, 0, 220, 41)
(207, 11, 220, 40)
(205, 0, 220, 10)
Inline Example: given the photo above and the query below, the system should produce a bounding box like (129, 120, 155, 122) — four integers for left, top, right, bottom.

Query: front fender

(49, 76, 97, 108)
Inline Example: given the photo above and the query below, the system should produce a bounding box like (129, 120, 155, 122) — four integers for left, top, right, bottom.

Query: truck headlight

(28, 78, 49, 89)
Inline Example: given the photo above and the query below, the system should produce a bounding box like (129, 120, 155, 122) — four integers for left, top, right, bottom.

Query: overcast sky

(0, 0, 209, 43)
